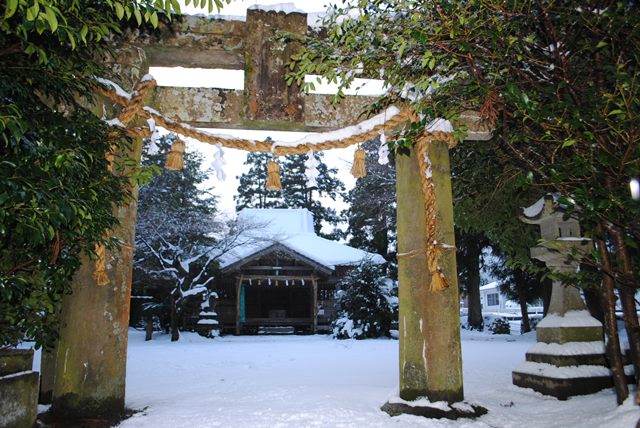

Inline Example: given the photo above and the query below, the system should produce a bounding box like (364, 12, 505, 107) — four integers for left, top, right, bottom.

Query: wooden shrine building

(215, 209, 385, 334)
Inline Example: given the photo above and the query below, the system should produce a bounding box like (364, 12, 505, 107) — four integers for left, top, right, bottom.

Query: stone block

(0, 349, 34, 377)
(525, 351, 607, 367)
(0, 371, 39, 428)
(536, 325, 603, 344)
(512, 370, 613, 400)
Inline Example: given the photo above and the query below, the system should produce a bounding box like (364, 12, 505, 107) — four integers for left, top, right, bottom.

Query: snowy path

(120, 330, 637, 428)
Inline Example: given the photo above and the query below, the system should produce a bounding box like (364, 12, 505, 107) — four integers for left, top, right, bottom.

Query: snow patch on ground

(117, 329, 638, 428)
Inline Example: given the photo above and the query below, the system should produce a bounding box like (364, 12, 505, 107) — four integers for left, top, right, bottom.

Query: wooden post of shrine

(311, 277, 318, 333)
(395, 139, 463, 402)
(235, 275, 244, 335)
(50, 47, 149, 421)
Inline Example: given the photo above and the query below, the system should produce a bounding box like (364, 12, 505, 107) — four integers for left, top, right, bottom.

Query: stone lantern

(512, 195, 612, 399)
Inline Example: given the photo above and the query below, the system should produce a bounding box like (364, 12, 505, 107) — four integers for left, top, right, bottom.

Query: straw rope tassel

(265, 159, 282, 191)
(93, 244, 109, 286)
(165, 138, 186, 170)
(351, 145, 367, 178)
(415, 135, 451, 292)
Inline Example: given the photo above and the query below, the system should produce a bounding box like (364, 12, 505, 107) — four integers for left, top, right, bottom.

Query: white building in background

(479, 281, 543, 315)
(479, 282, 516, 313)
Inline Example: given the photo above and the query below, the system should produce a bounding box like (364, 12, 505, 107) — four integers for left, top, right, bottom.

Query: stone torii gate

(47, 9, 491, 422)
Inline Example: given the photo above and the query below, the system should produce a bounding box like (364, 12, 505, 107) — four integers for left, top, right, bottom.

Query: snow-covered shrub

(332, 259, 397, 339)
(488, 317, 511, 335)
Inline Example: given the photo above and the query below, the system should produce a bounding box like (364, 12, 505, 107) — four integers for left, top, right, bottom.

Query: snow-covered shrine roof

(219, 208, 385, 272)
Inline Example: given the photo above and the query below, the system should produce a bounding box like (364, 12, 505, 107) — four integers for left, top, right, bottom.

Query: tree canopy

(0, 0, 229, 348)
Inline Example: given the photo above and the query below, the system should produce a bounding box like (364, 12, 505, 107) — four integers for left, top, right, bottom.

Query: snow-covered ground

(117, 329, 637, 428)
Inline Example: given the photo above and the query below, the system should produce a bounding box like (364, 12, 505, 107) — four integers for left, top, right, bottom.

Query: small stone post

(512, 195, 610, 399)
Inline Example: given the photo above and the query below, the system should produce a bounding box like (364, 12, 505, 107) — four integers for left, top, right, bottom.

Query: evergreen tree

(281, 153, 344, 236)
(0, 0, 189, 349)
(235, 151, 282, 210)
(344, 138, 397, 276)
(235, 149, 345, 236)
(333, 258, 398, 339)
(455, 229, 490, 331)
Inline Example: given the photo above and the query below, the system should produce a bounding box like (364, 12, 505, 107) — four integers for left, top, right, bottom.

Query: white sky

(184, 0, 334, 15)
(150, 1, 382, 221)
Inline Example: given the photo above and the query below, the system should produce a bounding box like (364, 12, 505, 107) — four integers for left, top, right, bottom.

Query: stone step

(512, 361, 635, 400)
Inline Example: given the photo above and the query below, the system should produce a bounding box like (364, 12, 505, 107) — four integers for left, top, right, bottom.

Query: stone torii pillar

(383, 136, 485, 419)
(49, 46, 150, 421)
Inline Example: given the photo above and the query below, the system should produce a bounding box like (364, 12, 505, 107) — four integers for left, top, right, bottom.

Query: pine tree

(333, 258, 398, 339)
(235, 149, 345, 236)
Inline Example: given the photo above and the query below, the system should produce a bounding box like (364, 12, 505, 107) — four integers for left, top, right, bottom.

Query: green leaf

(44, 6, 58, 32)
(4, 0, 18, 19)
(150, 11, 158, 28)
(561, 139, 576, 148)
(596, 41, 607, 49)
(26, 3, 40, 21)
(67, 31, 76, 49)
(170, 0, 181, 13)
(115, 2, 125, 20)
(608, 109, 623, 116)
(398, 41, 407, 58)
(134, 8, 142, 25)
(80, 24, 88, 43)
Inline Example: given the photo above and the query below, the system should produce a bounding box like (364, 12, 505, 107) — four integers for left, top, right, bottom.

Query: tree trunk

(170, 292, 179, 342)
(541, 277, 552, 316)
(584, 286, 604, 323)
(514, 269, 531, 333)
(145, 314, 153, 341)
(466, 236, 483, 331)
(597, 229, 628, 404)
(609, 224, 640, 404)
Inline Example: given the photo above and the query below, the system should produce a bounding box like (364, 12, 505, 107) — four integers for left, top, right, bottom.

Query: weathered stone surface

(525, 351, 607, 367)
(244, 9, 306, 123)
(536, 325, 603, 344)
(0, 370, 39, 428)
(151, 87, 243, 127)
(303, 94, 378, 130)
(51, 50, 148, 421)
(0, 348, 33, 377)
(452, 110, 493, 141)
(381, 401, 487, 420)
(396, 141, 463, 403)
(149, 87, 381, 131)
(127, 16, 245, 69)
(512, 371, 613, 401)
(39, 348, 56, 404)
